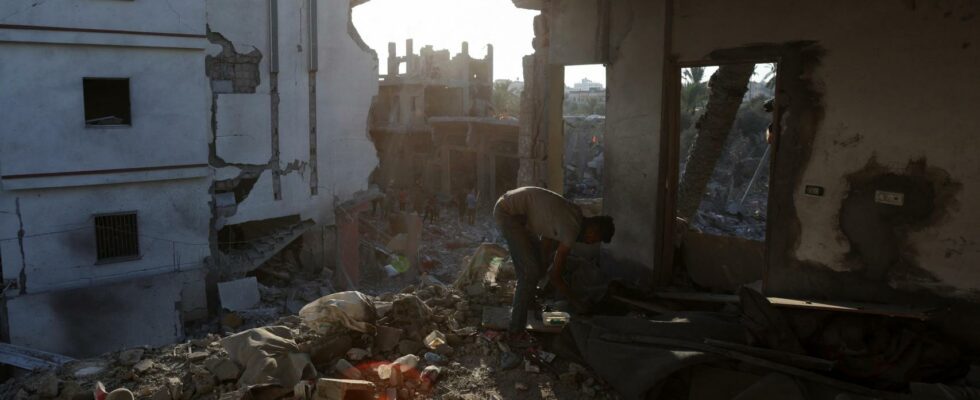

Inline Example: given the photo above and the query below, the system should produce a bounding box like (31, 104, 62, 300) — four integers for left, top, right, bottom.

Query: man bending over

(493, 186, 615, 335)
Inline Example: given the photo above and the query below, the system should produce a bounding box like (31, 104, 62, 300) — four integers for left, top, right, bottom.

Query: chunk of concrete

(314, 378, 374, 400)
(205, 358, 242, 382)
(117, 348, 144, 366)
(373, 326, 403, 353)
(218, 277, 260, 312)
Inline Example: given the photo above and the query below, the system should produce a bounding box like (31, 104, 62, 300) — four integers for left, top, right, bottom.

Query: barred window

(94, 212, 139, 261)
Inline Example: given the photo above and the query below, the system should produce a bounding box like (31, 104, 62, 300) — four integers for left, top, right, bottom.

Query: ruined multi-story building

(0, 0, 378, 357)
(369, 41, 494, 192)
(517, 0, 980, 350)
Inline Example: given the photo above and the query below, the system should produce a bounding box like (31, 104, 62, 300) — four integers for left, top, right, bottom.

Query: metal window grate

(94, 213, 139, 261)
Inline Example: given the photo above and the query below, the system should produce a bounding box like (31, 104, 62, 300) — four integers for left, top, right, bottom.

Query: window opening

(83, 78, 132, 126)
(94, 212, 140, 261)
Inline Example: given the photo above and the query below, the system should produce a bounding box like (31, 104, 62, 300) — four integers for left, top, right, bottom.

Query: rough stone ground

(0, 207, 618, 400)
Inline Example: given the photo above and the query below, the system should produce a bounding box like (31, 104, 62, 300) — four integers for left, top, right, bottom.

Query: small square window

(94, 212, 140, 261)
(83, 78, 131, 126)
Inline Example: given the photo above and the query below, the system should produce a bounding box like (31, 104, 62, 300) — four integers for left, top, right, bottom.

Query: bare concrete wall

(7, 269, 205, 357)
(599, 0, 667, 286)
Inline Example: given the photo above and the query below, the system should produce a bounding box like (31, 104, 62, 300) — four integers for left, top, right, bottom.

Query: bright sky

(352, 0, 607, 87)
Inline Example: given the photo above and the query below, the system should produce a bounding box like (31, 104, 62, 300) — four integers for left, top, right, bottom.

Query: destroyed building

(0, 0, 378, 357)
(369, 40, 520, 202)
(517, 0, 980, 375)
(1, 0, 980, 398)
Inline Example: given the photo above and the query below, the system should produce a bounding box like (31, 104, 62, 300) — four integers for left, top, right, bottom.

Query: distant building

(572, 78, 604, 92)
(369, 40, 520, 201)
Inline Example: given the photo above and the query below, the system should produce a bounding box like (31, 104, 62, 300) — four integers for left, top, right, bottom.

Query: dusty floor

(0, 206, 617, 400)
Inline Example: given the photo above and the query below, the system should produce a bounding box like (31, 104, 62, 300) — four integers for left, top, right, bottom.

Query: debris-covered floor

(0, 210, 615, 400)
(3, 207, 979, 400)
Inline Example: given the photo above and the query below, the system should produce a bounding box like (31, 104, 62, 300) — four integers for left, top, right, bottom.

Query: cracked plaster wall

(579, 0, 980, 302)
(669, 0, 980, 302)
(206, 0, 378, 229)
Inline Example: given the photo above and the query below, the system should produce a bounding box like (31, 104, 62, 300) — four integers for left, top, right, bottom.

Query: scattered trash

(542, 311, 570, 326)
(424, 330, 447, 349)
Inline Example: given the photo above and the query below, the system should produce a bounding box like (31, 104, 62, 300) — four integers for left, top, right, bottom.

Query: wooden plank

(0, 342, 74, 371)
(610, 295, 672, 314)
(703, 339, 835, 372)
(654, 291, 933, 320)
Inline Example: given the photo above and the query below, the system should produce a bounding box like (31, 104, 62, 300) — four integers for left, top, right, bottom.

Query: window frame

(93, 211, 142, 264)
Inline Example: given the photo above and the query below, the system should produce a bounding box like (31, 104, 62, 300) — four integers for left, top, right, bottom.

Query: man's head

(580, 216, 615, 244)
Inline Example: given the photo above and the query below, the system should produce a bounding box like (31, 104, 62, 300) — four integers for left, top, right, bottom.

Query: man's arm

(550, 243, 585, 310)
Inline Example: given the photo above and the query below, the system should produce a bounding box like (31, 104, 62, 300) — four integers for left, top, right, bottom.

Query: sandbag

(298, 291, 378, 334)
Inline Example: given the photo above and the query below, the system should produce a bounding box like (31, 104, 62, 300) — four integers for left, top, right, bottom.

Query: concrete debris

(217, 277, 261, 312)
(345, 348, 369, 361)
(314, 378, 374, 400)
(0, 216, 610, 400)
(116, 349, 144, 366)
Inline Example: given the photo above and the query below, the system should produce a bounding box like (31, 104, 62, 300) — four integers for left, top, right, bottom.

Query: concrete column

(546, 64, 565, 193)
(487, 44, 494, 80)
(387, 42, 397, 76)
(405, 39, 414, 74)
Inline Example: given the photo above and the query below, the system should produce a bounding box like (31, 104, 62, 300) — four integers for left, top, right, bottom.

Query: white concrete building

(0, 0, 378, 357)
(0, 0, 211, 357)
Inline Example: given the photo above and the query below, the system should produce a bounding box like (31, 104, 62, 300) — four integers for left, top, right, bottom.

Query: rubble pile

(1, 273, 608, 400)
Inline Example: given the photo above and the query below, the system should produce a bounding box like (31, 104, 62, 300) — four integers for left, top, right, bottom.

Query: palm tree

(681, 67, 708, 116)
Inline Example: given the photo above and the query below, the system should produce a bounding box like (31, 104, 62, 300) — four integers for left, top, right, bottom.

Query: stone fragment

(334, 359, 362, 380)
(515, 382, 528, 391)
(397, 340, 423, 355)
(374, 325, 403, 353)
(346, 348, 369, 361)
(205, 359, 241, 382)
(313, 378, 375, 400)
(188, 351, 209, 362)
(190, 366, 215, 395)
(117, 348, 144, 366)
(133, 359, 154, 373)
(218, 277, 260, 311)
(434, 344, 454, 356)
(308, 335, 353, 366)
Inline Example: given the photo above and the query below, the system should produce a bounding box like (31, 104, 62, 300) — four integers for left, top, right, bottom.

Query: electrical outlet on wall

(874, 190, 905, 206)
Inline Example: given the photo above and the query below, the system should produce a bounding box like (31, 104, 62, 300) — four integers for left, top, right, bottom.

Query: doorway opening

(562, 64, 606, 199)
(668, 62, 777, 293)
